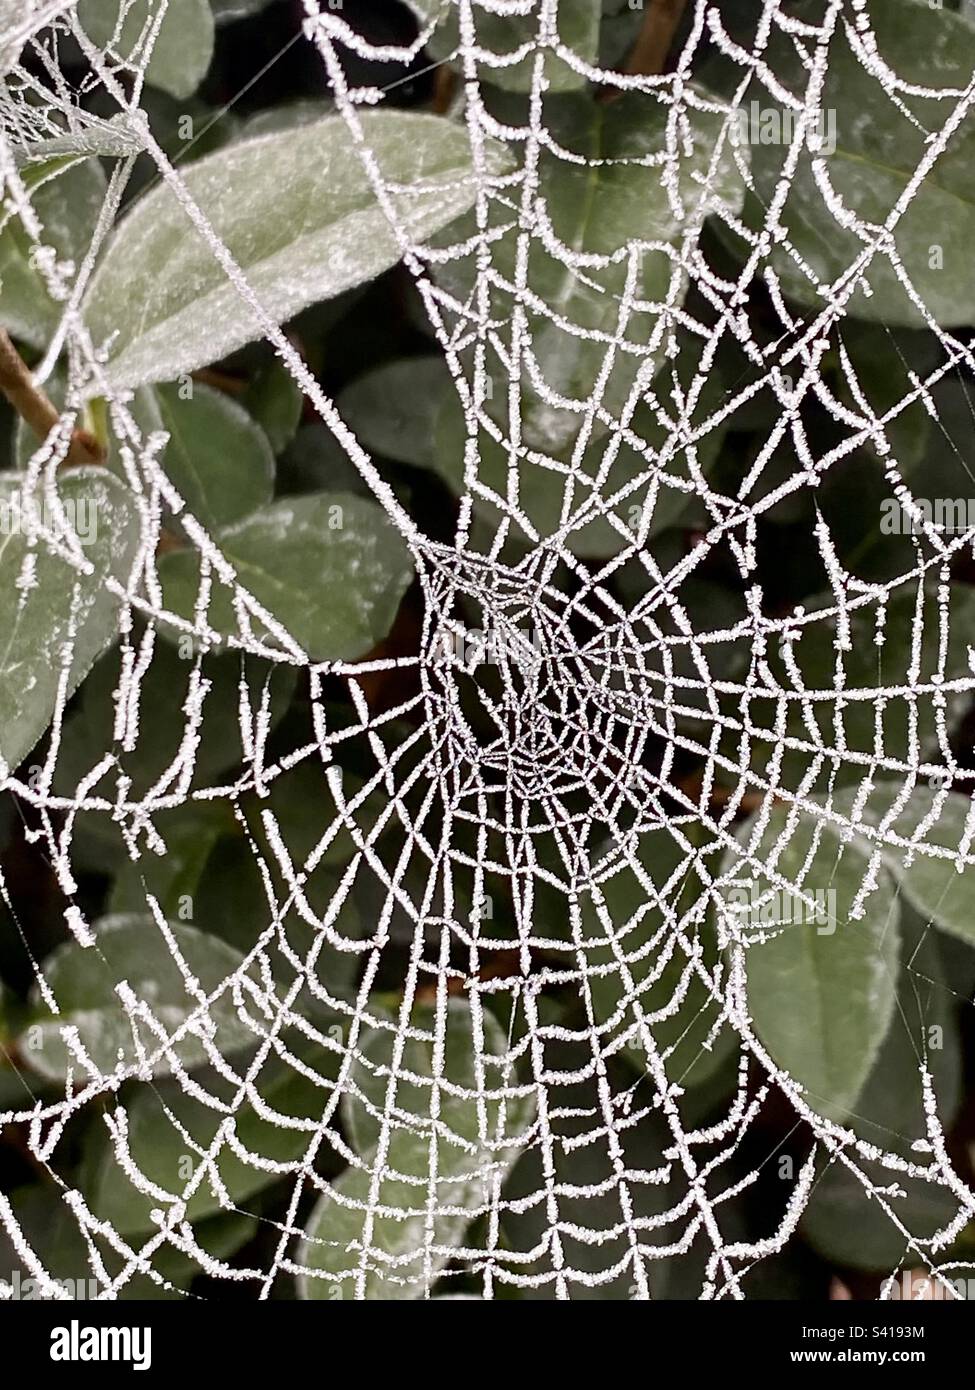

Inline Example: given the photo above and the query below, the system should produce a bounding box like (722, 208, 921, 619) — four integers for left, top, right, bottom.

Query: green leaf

(241, 359, 304, 456)
(239, 100, 334, 142)
(0, 158, 106, 351)
(408, 0, 600, 93)
(55, 639, 296, 802)
(339, 357, 450, 469)
(13, 366, 70, 470)
(835, 323, 937, 472)
(107, 802, 236, 918)
(723, 802, 901, 1120)
(801, 915, 963, 1270)
(83, 113, 511, 392)
(434, 93, 745, 459)
(802, 1155, 962, 1275)
(120, 89, 242, 208)
(579, 826, 737, 1092)
(430, 334, 731, 556)
(744, 0, 975, 326)
(298, 1126, 481, 1300)
(848, 911, 962, 1147)
(0, 468, 141, 774)
(341, 351, 728, 544)
(342, 1000, 534, 1156)
(78, 0, 215, 101)
(85, 1040, 339, 1234)
(19, 914, 254, 1082)
(299, 999, 535, 1299)
(157, 492, 414, 662)
(155, 380, 274, 530)
(752, 584, 975, 792)
(279, 423, 375, 498)
(818, 781, 975, 949)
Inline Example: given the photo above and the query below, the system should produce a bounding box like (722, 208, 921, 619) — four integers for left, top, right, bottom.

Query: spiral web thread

(0, 0, 974, 1301)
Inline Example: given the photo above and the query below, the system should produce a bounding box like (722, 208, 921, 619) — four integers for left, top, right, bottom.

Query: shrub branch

(0, 329, 104, 468)
(625, 0, 689, 76)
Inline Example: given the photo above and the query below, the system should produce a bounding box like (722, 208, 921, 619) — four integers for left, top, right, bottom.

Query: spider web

(0, 0, 974, 1301)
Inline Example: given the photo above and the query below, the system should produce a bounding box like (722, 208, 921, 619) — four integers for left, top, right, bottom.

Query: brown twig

(624, 0, 689, 77)
(677, 770, 767, 816)
(0, 329, 104, 468)
(155, 529, 184, 556)
(433, 65, 457, 115)
(193, 366, 248, 397)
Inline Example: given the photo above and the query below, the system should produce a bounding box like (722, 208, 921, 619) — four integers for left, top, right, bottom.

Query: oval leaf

(19, 914, 254, 1081)
(300, 1000, 534, 1299)
(818, 781, 975, 949)
(155, 380, 275, 530)
(0, 468, 141, 773)
(339, 357, 450, 470)
(83, 113, 510, 391)
(0, 158, 106, 351)
(77, 0, 215, 101)
(241, 360, 304, 456)
(745, 0, 975, 326)
(85, 1040, 338, 1234)
(157, 492, 414, 662)
(722, 803, 901, 1119)
(800, 914, 963, 1271)
(342, 999, 534, 1156)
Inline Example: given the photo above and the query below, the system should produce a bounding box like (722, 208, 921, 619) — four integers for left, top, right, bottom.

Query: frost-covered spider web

(1, 0, 975, 1302)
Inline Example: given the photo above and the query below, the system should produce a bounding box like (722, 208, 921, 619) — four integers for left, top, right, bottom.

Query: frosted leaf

(0, 469, 141, 772)
(76, 0, 215, 102)
(83, 114, 514, 391)
(18, 915, 255, 1081)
